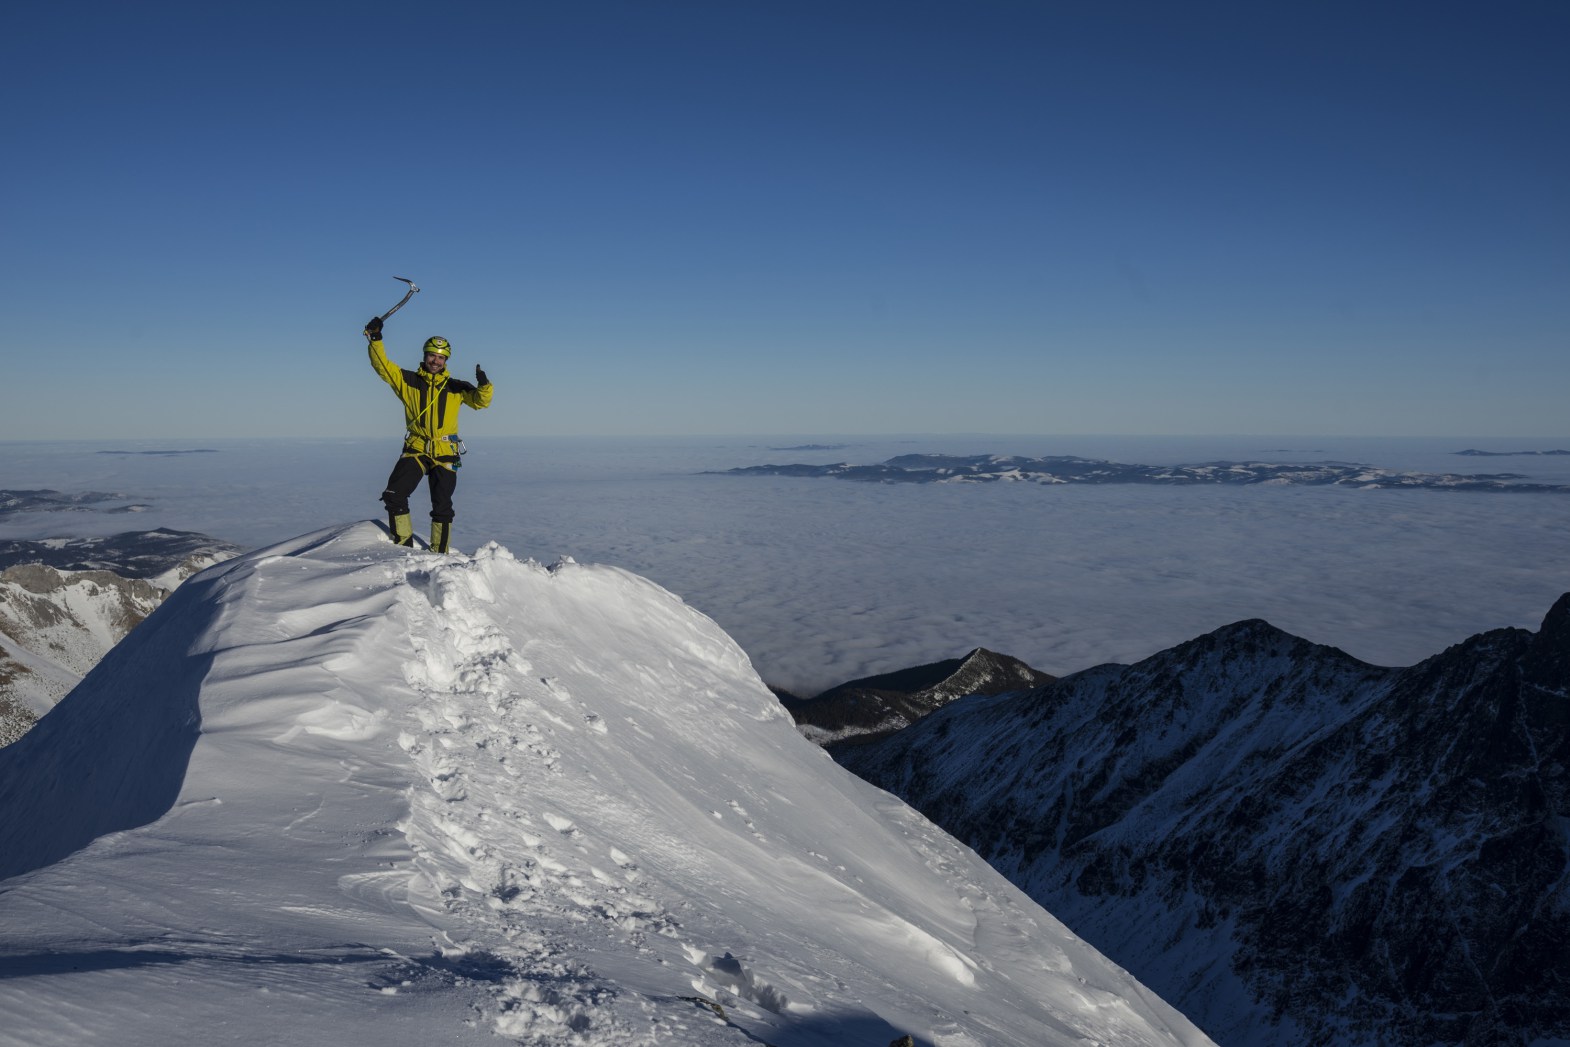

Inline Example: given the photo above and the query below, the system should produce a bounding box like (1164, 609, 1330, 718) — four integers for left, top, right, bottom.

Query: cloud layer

(4, 435, 1566, 695)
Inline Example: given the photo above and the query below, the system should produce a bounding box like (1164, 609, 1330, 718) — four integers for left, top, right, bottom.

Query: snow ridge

(0, 522, 1213, 1047)
(391, 545, 707, 1043)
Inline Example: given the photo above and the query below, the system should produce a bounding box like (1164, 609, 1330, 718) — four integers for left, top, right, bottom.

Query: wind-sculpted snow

(0, 522, 1213, 1047)
(715, 453, 1570, 491)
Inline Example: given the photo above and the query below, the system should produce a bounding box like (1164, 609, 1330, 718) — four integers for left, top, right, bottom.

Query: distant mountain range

(713, 452, 1570, 491)
(829, 597, 1570, 1046)
(0, 527, 236, 581)
(0, 488, 149, 514)
(0, 528, 237, 745)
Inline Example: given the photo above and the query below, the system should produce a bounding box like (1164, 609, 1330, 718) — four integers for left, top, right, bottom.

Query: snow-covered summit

(0, 521, 1213, 1047)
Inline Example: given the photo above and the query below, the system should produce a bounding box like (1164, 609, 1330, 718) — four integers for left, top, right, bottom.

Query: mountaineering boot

(389, 511, 413, 547)
(430, 520, 451, 554)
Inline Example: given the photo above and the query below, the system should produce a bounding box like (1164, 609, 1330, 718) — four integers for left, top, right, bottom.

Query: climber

(363, 315, 493, 553)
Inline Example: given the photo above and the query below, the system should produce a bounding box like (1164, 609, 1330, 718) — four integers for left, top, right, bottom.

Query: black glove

(475, 365, 489, 385)
(364, 316, 383, 340)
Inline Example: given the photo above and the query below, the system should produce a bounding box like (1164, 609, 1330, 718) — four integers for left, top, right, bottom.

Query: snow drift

(0, 522, 1213, 1047)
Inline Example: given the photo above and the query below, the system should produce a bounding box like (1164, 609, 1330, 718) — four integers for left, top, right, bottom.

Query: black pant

(381, 455, 457, 522)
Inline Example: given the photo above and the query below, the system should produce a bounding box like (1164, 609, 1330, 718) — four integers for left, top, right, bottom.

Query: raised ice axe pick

(379, 277, 420, 321)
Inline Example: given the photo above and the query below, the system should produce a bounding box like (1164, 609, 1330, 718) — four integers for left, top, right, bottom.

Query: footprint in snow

(728, 800, 766, 841)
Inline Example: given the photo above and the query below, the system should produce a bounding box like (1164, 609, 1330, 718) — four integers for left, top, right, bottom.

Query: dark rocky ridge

(835, 598, 1570, 1046)
(0, 528, 236, 580)
(774, 647, 1053, 744)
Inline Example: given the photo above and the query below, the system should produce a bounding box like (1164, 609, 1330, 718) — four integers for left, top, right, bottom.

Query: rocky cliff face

(837, 598, 1570, 1046)
(776, 647, 1054, 744)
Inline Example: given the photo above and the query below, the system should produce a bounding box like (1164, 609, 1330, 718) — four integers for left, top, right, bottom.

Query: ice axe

(378, 276, 420, 321)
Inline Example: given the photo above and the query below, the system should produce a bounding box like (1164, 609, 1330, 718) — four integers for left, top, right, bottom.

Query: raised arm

(364, 317, 406, 393)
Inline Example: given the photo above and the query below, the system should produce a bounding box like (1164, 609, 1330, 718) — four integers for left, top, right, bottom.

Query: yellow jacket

(368, 340, 493, 468)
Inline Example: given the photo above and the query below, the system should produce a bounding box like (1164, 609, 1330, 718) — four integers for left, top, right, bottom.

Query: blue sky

(5, 1, 1565, 439)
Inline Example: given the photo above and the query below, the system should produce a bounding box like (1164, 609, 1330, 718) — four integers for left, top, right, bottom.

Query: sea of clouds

(3, 434, 1566, 696)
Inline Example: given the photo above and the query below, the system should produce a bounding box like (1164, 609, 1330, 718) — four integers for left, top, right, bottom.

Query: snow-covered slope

(0, 531, 237, 744)
(0, 521, 1213, 1047)
(0, 566, 168, 745)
